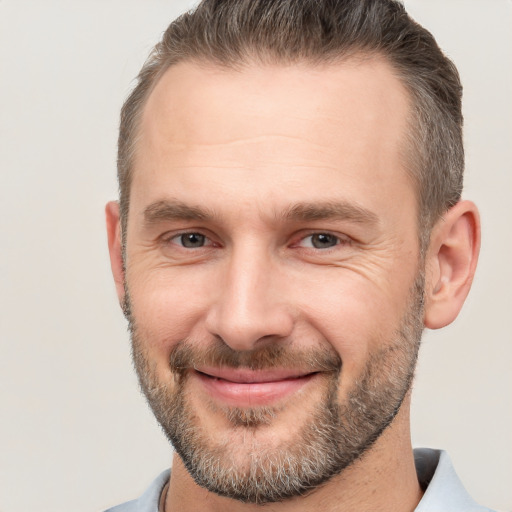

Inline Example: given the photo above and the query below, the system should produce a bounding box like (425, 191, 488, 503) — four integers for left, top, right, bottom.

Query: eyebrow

(143, 200, 213, 226)
(143, 199, 378, 227)
(283, 201, 378, 225)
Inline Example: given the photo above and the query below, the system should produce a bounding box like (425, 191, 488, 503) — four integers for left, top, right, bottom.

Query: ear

(105, 201, 126, 307)
(423, 200, 480, 329)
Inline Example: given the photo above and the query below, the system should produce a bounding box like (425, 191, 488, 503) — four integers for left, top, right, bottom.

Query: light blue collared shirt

(104, 448, 495, 512)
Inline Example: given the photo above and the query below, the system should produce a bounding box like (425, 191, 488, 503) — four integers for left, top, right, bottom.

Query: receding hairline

(127, 51, 420, 197)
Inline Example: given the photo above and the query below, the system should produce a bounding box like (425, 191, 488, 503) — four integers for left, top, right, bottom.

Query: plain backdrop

(0, 1, 510, 511)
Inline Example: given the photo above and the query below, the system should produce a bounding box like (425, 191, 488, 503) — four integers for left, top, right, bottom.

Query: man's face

(123, 58, 424, 502)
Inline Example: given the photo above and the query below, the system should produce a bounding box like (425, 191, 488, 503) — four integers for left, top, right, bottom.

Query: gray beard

(127, 272, 424, 504)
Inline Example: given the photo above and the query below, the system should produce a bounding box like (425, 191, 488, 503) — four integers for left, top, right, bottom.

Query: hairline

(121, 52, 433, 256)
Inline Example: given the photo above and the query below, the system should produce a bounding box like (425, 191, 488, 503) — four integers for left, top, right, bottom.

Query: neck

(164, 399, 422, 512)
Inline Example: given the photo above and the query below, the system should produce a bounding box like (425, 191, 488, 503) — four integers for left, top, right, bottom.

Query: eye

(300, 233, 341, 249)
(172, 232, 208, 248)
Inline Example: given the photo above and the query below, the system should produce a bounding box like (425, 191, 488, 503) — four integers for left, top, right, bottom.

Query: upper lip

(194, 367, 316, 383)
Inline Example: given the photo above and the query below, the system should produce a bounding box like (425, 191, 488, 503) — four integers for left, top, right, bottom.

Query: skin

(106, 57, 480, 511)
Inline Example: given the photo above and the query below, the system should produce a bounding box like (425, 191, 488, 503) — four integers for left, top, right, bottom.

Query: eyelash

(162, 231, 351, 251)
(295, 232, 349, 250)
(164, 232, 217, 249)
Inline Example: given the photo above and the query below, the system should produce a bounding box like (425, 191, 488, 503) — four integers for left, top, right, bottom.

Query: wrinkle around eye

(135, 229, 223, 266)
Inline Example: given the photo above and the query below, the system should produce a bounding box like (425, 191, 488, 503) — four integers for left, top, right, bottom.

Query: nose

(204, 244, 294, 351)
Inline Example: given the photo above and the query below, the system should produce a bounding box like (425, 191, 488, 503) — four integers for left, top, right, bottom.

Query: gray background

(0, 1, 510, 511)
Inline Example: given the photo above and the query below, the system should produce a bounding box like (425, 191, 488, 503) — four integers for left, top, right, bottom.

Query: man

(105, 0, 490, 510)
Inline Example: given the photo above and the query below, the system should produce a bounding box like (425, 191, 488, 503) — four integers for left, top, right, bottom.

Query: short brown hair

(118, 0, 463, 249)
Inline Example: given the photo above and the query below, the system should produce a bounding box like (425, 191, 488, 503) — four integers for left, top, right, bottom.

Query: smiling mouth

(193, 367, 320, 407)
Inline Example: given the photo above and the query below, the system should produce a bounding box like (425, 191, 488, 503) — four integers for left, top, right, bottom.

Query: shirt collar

(414, 448, 491, 511)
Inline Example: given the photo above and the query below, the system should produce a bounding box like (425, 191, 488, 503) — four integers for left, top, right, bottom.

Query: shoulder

(103, 469, 171, 512)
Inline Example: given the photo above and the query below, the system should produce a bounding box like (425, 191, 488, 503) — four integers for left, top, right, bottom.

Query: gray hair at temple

(117, 0, 463, 252)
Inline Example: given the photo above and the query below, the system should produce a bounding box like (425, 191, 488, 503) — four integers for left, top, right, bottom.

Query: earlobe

(423, 200, 481, 329)
(105, 201, 126, 307)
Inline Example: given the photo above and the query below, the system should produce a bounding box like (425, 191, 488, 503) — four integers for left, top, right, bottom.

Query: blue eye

(175, 233, 207, 248)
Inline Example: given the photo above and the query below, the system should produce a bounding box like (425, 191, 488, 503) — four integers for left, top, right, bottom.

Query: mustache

(169, 338, 342, 375)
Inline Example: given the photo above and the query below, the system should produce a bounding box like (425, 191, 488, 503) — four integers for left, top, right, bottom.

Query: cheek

(127, 268, 211, 359)
(297, 270, 413, 377)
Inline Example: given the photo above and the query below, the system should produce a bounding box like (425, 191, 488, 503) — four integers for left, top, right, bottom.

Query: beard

(126, 272, 424, 504)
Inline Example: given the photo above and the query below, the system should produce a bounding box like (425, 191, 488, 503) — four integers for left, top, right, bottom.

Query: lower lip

(194, 371, 318, 407)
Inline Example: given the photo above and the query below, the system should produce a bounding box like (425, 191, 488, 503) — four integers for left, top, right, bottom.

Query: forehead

(141, 56, 411, 149)
(132, 57, 414, 221)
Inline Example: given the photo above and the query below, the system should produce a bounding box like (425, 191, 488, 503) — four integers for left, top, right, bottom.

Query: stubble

(127, 271, 424, 504)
